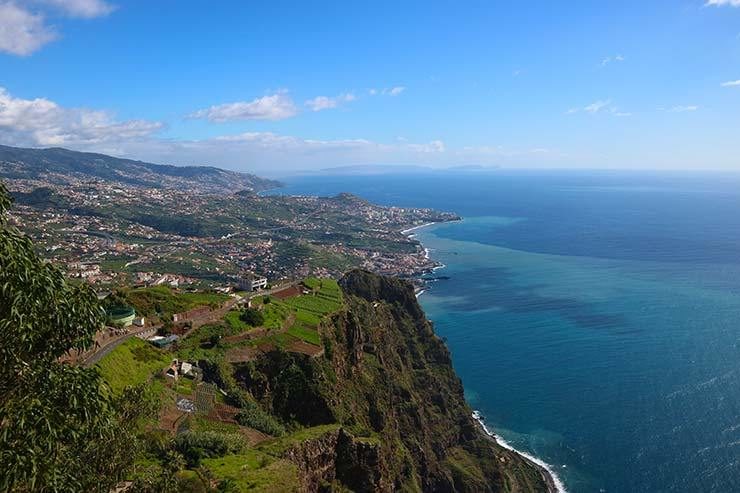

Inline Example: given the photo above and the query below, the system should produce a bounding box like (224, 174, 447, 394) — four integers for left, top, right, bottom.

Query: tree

(0, 182, 155, 491)
(239, 307, 264, 327)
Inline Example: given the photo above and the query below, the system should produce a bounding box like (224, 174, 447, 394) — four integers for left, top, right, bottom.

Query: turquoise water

(272, 171, 740, 492)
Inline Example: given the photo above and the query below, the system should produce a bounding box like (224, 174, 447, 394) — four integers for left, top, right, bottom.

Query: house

(148, 334, 179, 348)
(132, 316, 146, 327)
(238, 273, 268, 292)
(164, 359, 201, 381)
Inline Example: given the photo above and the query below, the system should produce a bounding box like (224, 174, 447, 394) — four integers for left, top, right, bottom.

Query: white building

(238, 274, 267, 291)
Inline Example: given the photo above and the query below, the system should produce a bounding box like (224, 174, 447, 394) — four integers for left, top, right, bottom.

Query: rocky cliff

(235, 270, 549, 492)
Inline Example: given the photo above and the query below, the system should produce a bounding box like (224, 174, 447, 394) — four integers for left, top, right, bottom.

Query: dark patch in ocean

(434, 266, 632, 332)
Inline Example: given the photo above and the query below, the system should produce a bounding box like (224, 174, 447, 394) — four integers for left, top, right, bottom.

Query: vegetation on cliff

(0, 183, 158, 492)
(0, 181, 546, 492)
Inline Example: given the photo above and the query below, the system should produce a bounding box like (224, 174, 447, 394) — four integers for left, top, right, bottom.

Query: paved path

(82, 326, 158, 367)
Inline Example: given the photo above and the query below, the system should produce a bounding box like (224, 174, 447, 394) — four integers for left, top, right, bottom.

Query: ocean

(270, 170, 740, 492)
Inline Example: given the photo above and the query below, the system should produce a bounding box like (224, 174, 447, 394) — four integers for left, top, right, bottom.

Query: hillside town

(5, 176, 458, 290)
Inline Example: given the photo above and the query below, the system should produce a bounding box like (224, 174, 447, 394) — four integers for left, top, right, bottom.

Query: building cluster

(6, 177, 453, 290)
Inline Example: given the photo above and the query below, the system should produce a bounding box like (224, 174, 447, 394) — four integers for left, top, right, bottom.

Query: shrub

(235, 400, 285, 436)
(239, 307, 265, 327)
(172, 431, 243, 468)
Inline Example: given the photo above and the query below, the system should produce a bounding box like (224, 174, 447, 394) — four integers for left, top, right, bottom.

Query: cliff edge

(230, 270, 549, 492)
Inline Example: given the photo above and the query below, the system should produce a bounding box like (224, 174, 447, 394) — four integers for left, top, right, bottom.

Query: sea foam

(472, 411, 568, 493)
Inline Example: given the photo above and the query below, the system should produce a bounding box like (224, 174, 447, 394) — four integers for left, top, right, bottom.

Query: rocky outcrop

(238, 270, 548, 492)
(283, 428, 387, 492)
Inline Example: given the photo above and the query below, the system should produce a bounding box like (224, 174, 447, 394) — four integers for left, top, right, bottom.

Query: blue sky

(1, 0, 739, 176)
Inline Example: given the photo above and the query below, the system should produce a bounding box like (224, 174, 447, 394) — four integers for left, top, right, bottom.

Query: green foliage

(286, 326, 321, 345)
(302, 277, 321, 290)
(238, 307, 264, 327)
(96, 337, 172, 394)
(201, 451, 300, 492)
(235, 400, 286, 436)
(0, 182, 158, 491)
(172, 431, 244, 468)
(122, 285, 228, 319)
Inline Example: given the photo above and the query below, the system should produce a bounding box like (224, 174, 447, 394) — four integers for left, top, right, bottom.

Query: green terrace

(172, 277, 343, 362)
(93, 278, 349, 491)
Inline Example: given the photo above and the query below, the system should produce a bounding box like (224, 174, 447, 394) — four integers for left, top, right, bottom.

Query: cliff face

(236, 270, 548, 492)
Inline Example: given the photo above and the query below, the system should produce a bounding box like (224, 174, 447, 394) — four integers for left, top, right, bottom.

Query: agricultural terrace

(214, 278, 343, 361)
(92, 279, 349, 491)
(255, 277, 342, 349)
(118, 285, 230, 321)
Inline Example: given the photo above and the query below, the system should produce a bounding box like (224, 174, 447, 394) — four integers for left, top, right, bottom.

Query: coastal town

(5, 175, 458, 291)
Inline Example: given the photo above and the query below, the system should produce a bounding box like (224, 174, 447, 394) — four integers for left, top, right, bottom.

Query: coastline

(473, 411, 566, 493)
(400, 221, 437, 235)
(403, 220, 566, 492)
(401, 221, 443, 295)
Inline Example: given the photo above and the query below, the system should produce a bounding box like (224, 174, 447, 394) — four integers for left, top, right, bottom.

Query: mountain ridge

(0, 144, 281, 194)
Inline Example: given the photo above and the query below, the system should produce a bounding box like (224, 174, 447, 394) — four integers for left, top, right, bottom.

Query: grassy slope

(95, 337, 171, 394)
(104, 276, 544, 492)
(123, 285, 229, 319)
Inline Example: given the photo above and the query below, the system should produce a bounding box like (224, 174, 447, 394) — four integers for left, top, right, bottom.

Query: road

(82, 325, 157, 367)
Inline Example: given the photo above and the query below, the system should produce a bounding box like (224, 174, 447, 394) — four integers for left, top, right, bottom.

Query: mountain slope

(229, 270, 550, 492)
(0, 145, 281, 193)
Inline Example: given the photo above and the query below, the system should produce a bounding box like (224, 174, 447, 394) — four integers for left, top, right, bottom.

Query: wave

(401, 222, 436, 235)
(472, 411, 568, 493)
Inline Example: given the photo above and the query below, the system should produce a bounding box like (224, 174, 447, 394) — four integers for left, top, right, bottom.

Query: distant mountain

(0, 145, 281, 193)
(319, 164, 434, 175)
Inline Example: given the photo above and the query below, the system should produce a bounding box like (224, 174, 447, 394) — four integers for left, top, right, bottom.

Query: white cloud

(584, 99, 612, 113)
(368, 86, 406, 96)
(0, 87, 569, 175)
(0, 87, 162, 146)
(670, 105, 699, 112)
(721, 79, 740, 87)
(41, 0, 114, 18)
(705, 0, 740, 6)
(568, 99, 630, 116)
(600, 54, 625, 67)
(407, 139, 445, 153)
(304, 93, 356, 112)
(0, 2, 56, 56)
(0, 0, 113, 56)
(188, 91, 298, 122)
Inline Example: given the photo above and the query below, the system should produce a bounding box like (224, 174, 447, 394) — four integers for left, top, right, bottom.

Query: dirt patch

(225, 346, 260, 363)
(287, 340, 324, 358)
(272, 285, 302, 299)
(158, 401, 187, 434)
